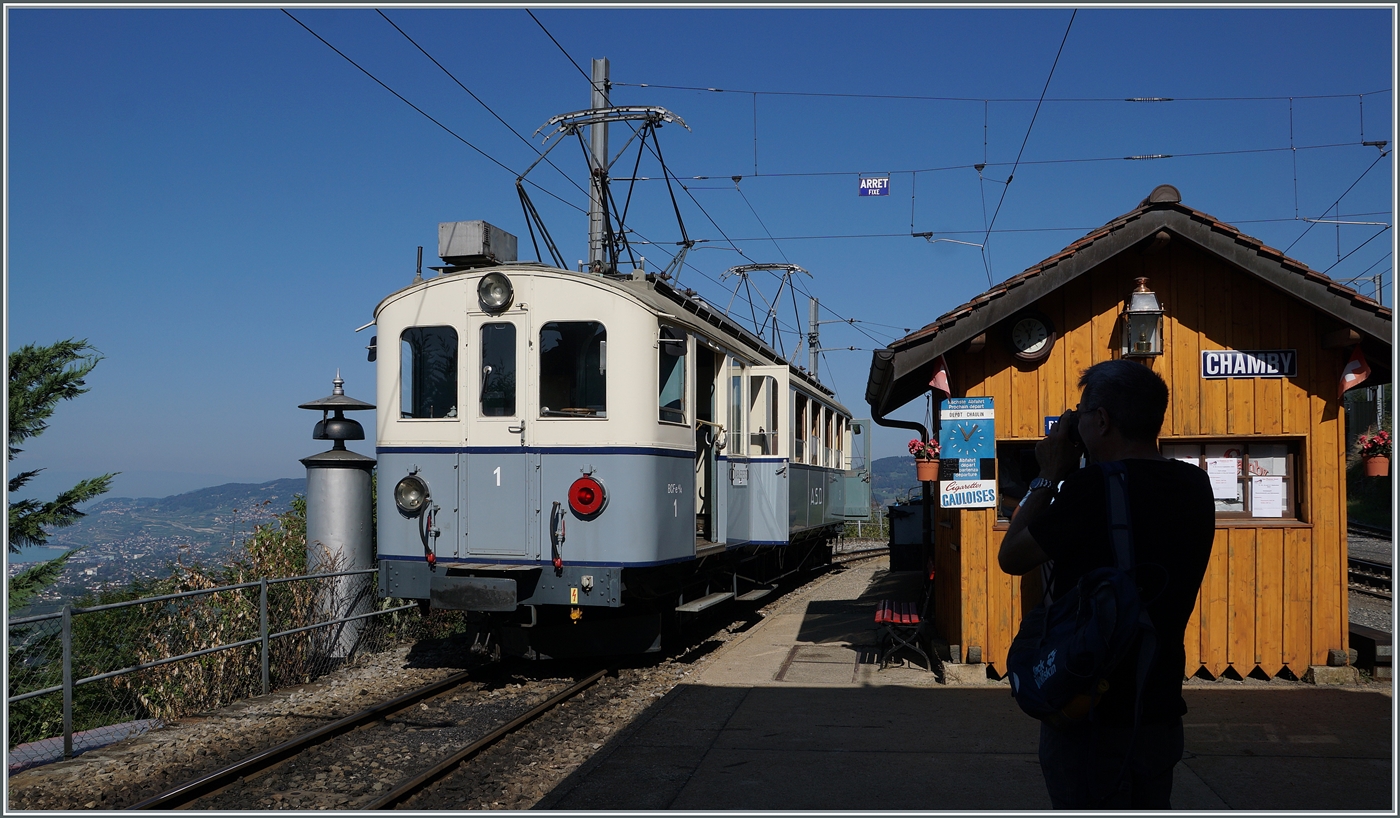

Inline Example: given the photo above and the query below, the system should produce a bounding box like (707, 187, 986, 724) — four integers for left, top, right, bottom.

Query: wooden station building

(866, 184, 1393, 679)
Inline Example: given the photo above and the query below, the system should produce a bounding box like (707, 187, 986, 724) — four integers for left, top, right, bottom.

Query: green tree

(8, 339, 117, 553)
(7, 548, 82, 613)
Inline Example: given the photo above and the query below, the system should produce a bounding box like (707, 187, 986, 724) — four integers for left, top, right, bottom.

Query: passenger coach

(373, 222, 870, 657)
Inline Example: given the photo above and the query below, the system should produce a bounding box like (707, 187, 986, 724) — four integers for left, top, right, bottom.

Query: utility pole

(1377, 274, 1387, 429)
(808, 297, 820, 380)
(588, 58, 610, 274)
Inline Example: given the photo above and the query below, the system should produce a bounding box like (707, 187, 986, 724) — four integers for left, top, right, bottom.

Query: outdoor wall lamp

(1121, 276, 1165, 357)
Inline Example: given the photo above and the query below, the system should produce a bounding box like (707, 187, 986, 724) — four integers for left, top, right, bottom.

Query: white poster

(1205, 457, 1240, 500)
(1252, 476, 1285, 517)
(939, 479, 998, 509)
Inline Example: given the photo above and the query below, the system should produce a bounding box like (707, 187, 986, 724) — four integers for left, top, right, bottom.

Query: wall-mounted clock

(1005, 310, 1057, 364)
(943, 420, 991, 459)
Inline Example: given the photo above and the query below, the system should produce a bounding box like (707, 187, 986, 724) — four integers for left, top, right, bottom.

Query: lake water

(8, 546, 77, 565)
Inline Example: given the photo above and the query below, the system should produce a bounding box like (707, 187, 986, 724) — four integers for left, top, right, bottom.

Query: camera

(1059, 408, 1083, 448)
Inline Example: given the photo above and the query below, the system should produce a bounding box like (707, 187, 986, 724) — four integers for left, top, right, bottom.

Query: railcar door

(694, 345, 722, 544)
(459, 317, 536, 559)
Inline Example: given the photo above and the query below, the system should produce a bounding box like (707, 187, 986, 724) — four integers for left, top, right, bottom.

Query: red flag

(1339, 345, 1370, 399)
(929, 355, 950, 395)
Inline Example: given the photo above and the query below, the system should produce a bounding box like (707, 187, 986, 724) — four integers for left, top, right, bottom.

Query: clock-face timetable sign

(939, 397, 997, 509)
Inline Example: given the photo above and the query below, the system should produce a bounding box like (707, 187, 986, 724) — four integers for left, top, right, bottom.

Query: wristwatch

(1019, 477, 1056, 508)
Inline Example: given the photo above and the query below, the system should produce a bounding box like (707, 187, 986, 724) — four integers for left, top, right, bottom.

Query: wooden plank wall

(945, 241, 1347, 679)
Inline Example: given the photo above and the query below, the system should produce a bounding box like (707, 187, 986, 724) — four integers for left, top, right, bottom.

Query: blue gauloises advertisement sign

(939, 397, 997, 509)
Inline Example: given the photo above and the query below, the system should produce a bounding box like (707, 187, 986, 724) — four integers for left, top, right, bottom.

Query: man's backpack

(1005, 461, 1156, 730)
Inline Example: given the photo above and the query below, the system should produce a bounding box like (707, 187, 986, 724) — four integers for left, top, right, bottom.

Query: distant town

(8, 478, 305, 617)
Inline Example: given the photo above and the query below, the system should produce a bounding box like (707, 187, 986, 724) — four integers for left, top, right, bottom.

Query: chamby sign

(858, 176, 890, 196)
(1200, 349, 1298, 379)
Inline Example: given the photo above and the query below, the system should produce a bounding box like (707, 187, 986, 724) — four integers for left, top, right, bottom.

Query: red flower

(908, 438, 940, 460)
(1358, 431, 1391, 458)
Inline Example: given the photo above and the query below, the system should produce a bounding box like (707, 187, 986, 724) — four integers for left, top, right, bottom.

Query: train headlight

(395, 475, 430, 516)
(477, 272, 513, 312)
(568, 475, 606, 518)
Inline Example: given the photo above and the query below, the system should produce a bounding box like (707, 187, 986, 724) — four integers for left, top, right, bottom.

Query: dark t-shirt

(1028, 458, 1215, 726)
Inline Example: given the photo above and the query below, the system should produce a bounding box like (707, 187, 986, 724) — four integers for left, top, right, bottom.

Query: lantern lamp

(1121, 277, 1165, 357)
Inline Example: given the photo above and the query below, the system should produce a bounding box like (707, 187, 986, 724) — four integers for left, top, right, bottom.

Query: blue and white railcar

(373, 225, 870, 656)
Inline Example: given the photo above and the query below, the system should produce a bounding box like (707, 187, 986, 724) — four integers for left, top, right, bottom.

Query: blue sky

(5, 5, 1395, 503)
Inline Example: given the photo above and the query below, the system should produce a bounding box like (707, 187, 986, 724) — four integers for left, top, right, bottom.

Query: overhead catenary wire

(526, 9, 1390, 305)
(615, 140, 1369, 183)
(526, 9, 594, 86)
(980, 9, 1073, 287)
(1321, 226, 1393, 275)
(1283, 149, 1392, 254)
(733, 179, 789, 264)
(613, 81, 1391, 105)
(281, 10, 587, 216)
(377, 10, 590, 202)
(1335, 252, 1393, 287)
(527, 9, 757, 279)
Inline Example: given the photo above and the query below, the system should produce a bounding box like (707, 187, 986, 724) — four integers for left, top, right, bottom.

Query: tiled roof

(888, 187, 1392, 352)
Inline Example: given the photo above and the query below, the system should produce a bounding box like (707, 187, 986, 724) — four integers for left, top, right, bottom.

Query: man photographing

(999, 359, 1215, 809)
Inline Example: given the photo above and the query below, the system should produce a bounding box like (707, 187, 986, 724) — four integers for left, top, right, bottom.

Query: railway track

(1349, 521, 1394, 540)
(1347, 522, 1392, 600)
(75, 549, 875, 811)
(1349, 557, 1393, 600)
(127, 669, 603, 810)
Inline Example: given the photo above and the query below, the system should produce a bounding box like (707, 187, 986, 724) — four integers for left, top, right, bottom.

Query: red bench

(875, 599, 932, 671)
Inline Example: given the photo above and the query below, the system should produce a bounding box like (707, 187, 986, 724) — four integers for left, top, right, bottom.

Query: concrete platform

(539, 562, 1394, 811)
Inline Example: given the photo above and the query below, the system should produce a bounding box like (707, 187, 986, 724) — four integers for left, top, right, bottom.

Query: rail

(126, 670, 477, 810)
(1348, 557, 1393, 599)
(7, 568, 415, 766)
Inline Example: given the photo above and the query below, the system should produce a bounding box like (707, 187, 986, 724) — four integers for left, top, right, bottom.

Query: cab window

(400, 326, 458, 419)
(540, 321, 607, 417)
(480, 323, 516, 417)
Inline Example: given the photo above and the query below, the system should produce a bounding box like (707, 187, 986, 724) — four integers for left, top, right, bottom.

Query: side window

(749, 375, 777, 455)
(794, 394, 807, 462)
(728, 359, 746, 450)
(834, 416, 845, 469)
(540, 321, 607, 417)
(480, 323, 516, 417)
(1165, 442, 1299, 520)
(809, 403, 823, 465)
(658, 326, 686, 423)
(400, 326, 458, 419)
(825, 412, 835, 467)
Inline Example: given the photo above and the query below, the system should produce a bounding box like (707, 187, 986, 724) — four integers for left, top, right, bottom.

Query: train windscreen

(539, 321, 607, 417)
(400, 326, 458, 419)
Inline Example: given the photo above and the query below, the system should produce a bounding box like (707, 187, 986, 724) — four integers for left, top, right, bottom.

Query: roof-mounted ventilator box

(438, 221, 518, 268)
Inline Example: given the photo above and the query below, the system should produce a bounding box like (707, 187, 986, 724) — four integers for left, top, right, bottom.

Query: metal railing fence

(840, 512, 891, 545)
(6, 568, 424, 770)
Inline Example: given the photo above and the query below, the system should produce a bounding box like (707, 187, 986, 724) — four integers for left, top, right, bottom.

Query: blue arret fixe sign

(1201, 349, 1297, 379)
(858, 176, 890, 196)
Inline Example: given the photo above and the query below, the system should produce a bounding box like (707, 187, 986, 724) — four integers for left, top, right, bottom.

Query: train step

(676, 591, 734, 613)
(736, 586, 775, 602)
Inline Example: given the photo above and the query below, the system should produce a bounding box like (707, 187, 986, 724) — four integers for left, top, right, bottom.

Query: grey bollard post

(299, 373, 375, 659)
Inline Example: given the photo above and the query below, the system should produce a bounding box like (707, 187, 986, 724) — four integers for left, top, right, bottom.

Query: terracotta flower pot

(916, 459, 940, 482)
(1363, 455, 1390, 477)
